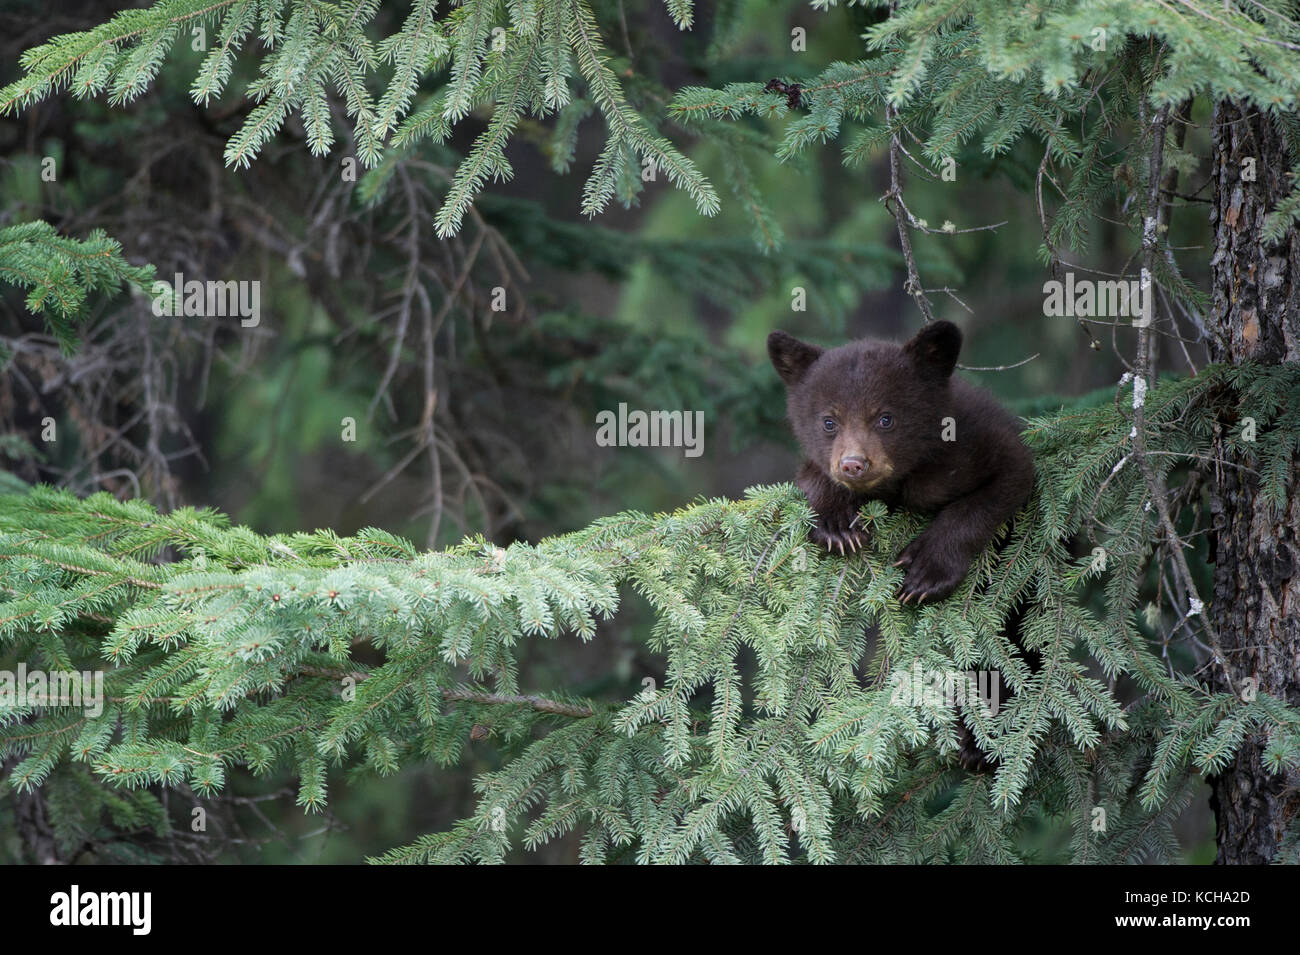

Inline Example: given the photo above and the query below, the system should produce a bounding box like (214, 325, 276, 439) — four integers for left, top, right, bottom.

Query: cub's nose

(839, 455, 868, 478)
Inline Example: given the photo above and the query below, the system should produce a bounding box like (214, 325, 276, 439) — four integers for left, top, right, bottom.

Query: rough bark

(1206, 99, 1300, 864)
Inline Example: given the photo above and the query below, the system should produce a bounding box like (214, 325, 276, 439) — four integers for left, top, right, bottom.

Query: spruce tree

(1, 0, 1298, 864)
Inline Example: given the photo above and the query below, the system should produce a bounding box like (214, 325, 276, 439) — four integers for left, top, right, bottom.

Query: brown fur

(768, 321, 1034, 604)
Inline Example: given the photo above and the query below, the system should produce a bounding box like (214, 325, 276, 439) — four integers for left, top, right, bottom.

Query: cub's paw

(892, 537, 968, 604)
(810, 512, 871, 556)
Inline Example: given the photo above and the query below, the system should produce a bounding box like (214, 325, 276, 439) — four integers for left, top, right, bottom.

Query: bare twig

(1128, 96, 1233, 690)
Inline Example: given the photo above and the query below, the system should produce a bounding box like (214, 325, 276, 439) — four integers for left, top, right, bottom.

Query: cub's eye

(822, 418, 837, 433)
(877, 413, 894, 430)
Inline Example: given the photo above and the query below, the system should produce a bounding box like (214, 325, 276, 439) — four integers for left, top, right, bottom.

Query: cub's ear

(767, 331, 823, 386)
(903, 321, 961, 380)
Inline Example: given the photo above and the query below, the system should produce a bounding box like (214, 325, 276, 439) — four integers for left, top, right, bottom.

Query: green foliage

(3, 1, 1299, 266)
(3, 364, 1299, 863)
(0, 221, 154, 354)
(0, 0, 719, 234)
(673, 0, 1300, 253)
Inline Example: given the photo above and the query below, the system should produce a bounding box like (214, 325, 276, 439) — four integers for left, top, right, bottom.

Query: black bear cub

(768, 321, 1034, 603)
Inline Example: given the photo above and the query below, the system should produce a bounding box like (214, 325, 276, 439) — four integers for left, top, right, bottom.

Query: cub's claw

(809, 518, 871, 557)
(893, 536, 967, 604)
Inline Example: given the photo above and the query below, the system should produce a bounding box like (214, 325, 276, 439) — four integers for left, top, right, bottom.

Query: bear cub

(768, 321, 1034, 603)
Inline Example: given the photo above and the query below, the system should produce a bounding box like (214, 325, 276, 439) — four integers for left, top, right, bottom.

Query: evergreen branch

(5, 366, 1298, 861)
(296, 665, 597, 717)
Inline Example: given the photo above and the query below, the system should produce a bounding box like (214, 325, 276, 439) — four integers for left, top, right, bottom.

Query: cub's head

(767, 322, 961, 492)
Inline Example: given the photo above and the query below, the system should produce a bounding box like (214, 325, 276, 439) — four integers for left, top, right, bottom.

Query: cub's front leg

(796, 461, 871, 555)
(892, 527, 971, 604)
(893, 466, 1030, 603)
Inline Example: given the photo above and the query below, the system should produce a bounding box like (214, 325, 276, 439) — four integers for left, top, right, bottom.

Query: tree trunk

(1206, 99, 1300, 864)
